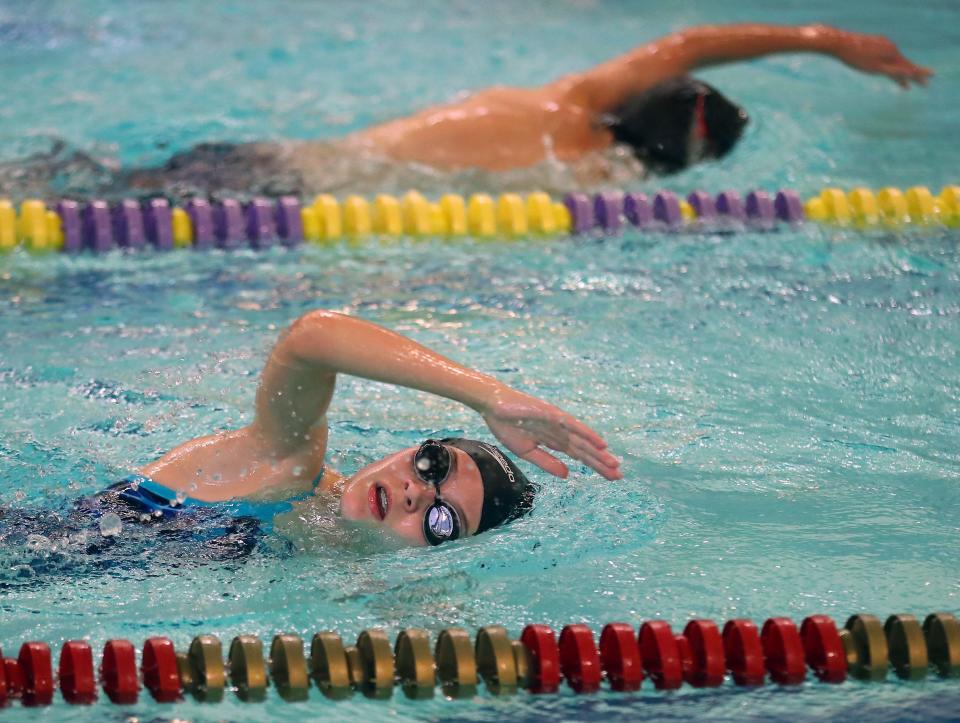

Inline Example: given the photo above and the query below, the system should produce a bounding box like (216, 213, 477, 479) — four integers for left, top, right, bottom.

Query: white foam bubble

(99, 513, 122, 537)
(26, 534, 52, 552)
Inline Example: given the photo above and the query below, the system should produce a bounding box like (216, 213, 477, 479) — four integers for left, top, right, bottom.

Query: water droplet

(139, 513, 152, 523)
(129, 479, 140, 491)
(12, 490, 25, 502)
(292, 466, 304, 477)
(175, 490, 187, 504)
(99, 513, 122, 537)
(26, 534, 52, 552)
(153, 509, 163, 518)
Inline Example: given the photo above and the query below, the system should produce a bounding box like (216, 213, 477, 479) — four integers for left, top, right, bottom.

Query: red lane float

(18, 642, 53, 706)
(520, 625, 561, 694)
(675, 634, 692, 680)
(599, 623, 643, 692)
(58, 641, 97, 704)
(142, 637, 182, 703)
(683, 620, 726, 687)
(4, 658, 24, 700)
(0, 647, 6, 705)
(761, 618, 806, 685)
(800, 615, 847, 684)
(558, 625, 602, 693)
(101, 639, 139, 704)
(639, 621, 683, 690)
(0, 611, 955, 707)
(722, 619, 766, 686)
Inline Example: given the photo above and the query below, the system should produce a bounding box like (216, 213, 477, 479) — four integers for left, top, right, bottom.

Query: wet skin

(339, 446, 483, 546)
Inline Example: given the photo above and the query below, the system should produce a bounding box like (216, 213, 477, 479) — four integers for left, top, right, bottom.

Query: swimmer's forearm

(677, 23, 845, 70)
(283, 311, 507, 412)
(567, 23, 845, 112)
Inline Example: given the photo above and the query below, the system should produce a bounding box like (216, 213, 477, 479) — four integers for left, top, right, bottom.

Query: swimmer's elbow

(281, 310, 347, 360)
(290, 309, 349, 337)
(292, 309, 346, 331)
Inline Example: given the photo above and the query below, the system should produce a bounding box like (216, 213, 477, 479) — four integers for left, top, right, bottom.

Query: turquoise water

(1, 0, 959, 720)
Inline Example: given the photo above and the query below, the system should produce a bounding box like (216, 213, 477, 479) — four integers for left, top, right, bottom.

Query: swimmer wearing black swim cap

(347, 23, 929, 174)
(114, 24, 929, 201)
(600, 77, 748, 174)
(139, 311, 621, 547)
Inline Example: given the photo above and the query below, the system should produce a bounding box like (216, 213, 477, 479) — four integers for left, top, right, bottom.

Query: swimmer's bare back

(344, 23, 930, 172)
(111, 23, 929, 199)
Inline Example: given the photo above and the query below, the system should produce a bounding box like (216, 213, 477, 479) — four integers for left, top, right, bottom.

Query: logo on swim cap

(478, 442, 516, 486)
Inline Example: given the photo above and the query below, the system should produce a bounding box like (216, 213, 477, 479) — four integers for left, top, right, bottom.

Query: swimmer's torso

(343, 84, 612, 171)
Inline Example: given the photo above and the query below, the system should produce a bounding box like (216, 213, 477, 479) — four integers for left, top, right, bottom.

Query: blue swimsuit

(112, 473, 324, 525)
(0, 472, 326, 584)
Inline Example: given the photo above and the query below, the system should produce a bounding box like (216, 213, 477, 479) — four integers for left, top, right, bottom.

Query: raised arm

(255, 311, 621, 479)
(559, 24, 932, 114)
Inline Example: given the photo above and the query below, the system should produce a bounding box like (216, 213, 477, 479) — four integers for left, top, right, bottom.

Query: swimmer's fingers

(558, 413, 608, 450)
(889, 68, 931, 89)
(536, 433, 622, 481)
(519, 447, 569, 479)
(884, 58, 933, 88)
(568, 436, 623, 480)
(908, 66, 933, 87)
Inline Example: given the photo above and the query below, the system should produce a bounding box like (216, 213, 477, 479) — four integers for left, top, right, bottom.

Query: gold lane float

(1, 612, 958, 707)
(0, 186, 957, 253)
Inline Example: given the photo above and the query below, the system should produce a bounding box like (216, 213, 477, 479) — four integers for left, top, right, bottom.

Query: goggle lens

(414, 440, 452, 486)
(415, 440, 461, 545)
(423, 502, 461, 545)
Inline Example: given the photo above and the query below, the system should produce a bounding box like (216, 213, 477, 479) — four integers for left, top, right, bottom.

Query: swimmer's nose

(402, 479, 434, 513)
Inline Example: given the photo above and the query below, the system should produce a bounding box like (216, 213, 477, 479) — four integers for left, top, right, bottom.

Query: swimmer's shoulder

(317, 466, 344, 493)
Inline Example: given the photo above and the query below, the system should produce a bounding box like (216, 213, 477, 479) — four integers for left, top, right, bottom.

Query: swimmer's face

(340, 446, 484, 546)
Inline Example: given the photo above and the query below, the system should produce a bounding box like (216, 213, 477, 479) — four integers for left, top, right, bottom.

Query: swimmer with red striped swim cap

(137, 311, 621, 547)
(348, 23, 931, 173)
(117, 24, 930, 200)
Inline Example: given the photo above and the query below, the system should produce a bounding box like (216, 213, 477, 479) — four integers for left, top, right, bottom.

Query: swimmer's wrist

(801, 24, 844, 54)
(462, 377, 512, 415)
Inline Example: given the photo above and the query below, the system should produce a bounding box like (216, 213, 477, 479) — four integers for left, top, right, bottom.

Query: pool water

(1, 0, 959, 720)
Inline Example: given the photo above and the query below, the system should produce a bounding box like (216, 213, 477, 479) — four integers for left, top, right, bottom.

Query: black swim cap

(441, 438, 536, 534)
(601, 77, 748, 173)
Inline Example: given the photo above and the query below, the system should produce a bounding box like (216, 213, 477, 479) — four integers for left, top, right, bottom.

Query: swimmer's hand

(479, 388, 622, 481)
(832, 30, 932, 89)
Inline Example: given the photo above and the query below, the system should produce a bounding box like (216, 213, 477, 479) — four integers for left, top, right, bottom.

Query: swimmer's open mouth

(368, 483, 389, 521)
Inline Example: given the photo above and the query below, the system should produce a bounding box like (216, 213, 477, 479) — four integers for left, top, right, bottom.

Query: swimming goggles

(414, 439, 462, 546)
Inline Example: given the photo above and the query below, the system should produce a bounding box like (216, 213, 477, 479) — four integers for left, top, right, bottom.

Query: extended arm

(255, 311, 621, 479)
(560, 24, 932, 114)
